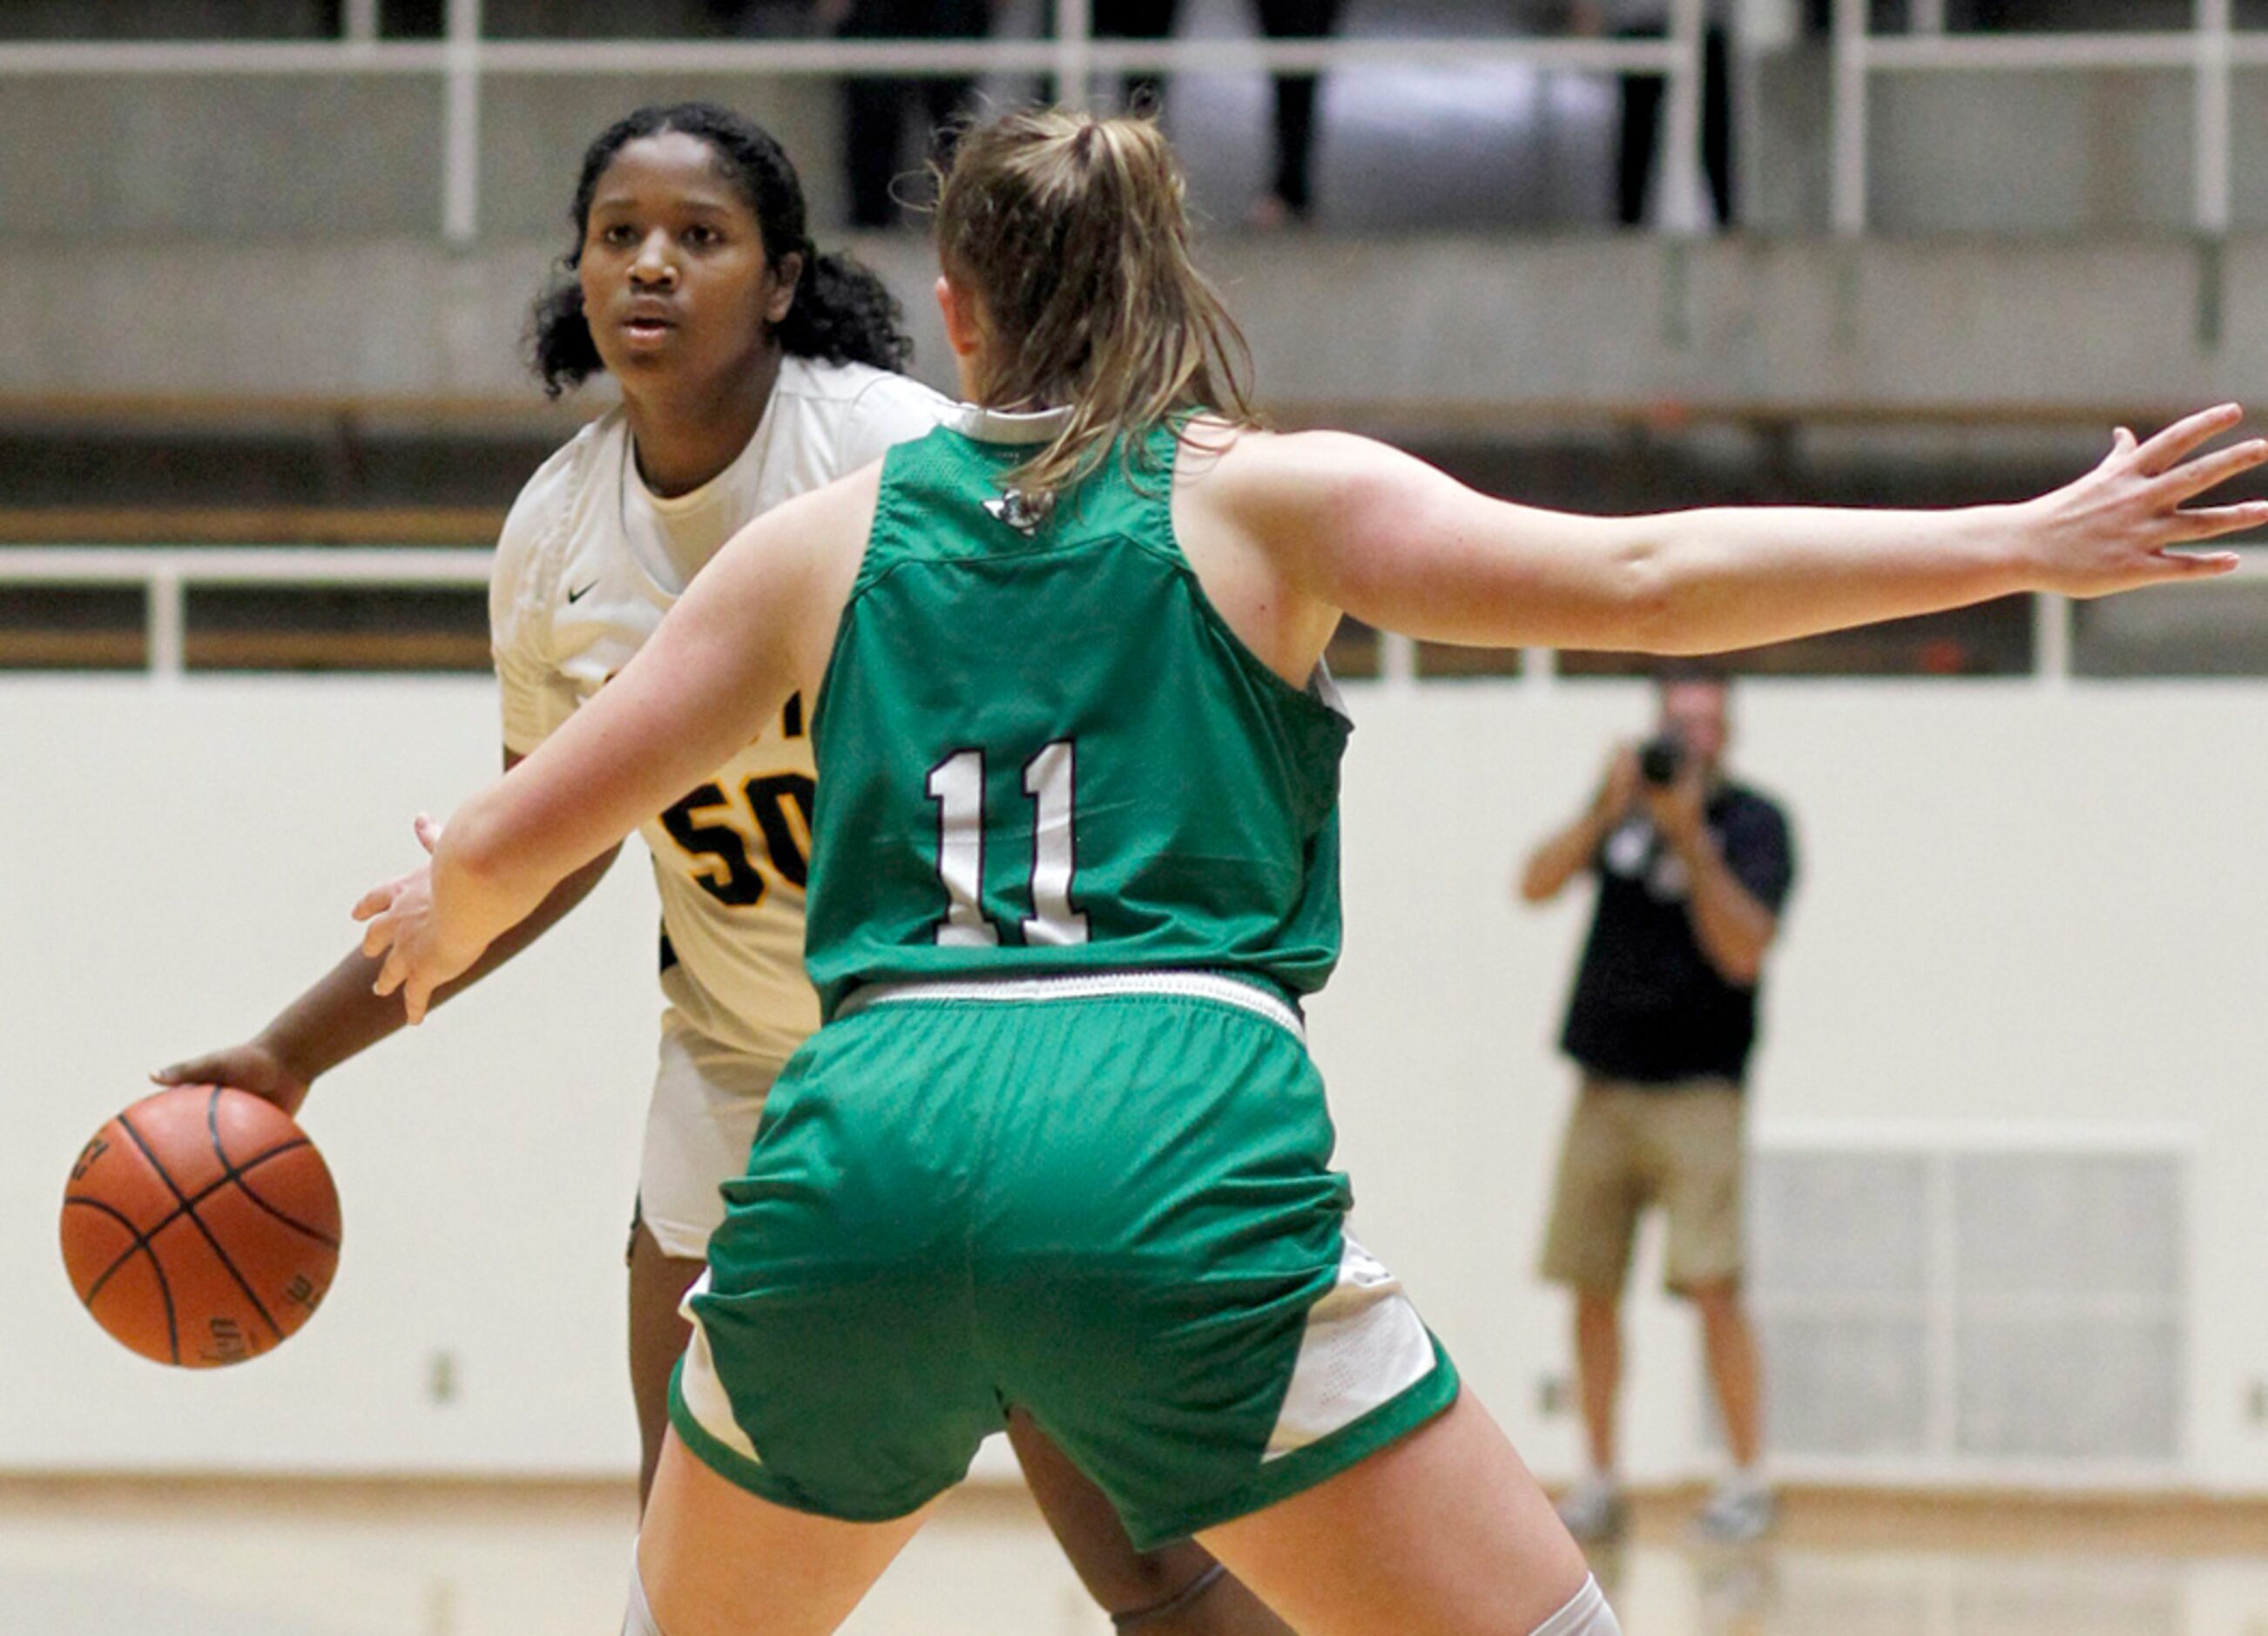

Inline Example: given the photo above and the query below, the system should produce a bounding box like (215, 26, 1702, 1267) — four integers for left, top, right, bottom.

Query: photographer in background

(1516, 666, 1795, 1545)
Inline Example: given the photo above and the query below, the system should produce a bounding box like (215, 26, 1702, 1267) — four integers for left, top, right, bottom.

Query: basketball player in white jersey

(158, 102, 1292, 1636)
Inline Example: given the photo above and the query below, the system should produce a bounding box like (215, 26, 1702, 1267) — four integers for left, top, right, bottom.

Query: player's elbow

(1602, 536, 1685, 653)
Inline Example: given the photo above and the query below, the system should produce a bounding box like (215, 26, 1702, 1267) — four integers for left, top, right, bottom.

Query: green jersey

(803, 406, 1351, 1017)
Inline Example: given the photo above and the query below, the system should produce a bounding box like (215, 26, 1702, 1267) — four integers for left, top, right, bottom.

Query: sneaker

(1556, 1473, 1627, 1544)
(1692, 1476, 1776, 1544)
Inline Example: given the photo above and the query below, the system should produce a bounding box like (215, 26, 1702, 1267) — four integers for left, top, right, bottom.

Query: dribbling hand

(150, 1043, 311, 1118)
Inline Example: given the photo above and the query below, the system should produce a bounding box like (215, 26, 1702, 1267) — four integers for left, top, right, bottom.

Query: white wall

(4, 676, 659, 1477)
(6, 673, 2267, 1491)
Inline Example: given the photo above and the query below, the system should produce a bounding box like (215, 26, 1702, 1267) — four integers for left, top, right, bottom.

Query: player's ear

(766, 250, 803, 327)
(936, 275, 981, 360)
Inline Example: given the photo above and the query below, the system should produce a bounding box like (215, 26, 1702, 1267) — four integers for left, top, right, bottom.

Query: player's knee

(623, 1545, 669, 1636)
(1531, 1573, 1621, 1636)
(1110, 1558, 1229, 1629)
(1094, 1542, 1204, 1609)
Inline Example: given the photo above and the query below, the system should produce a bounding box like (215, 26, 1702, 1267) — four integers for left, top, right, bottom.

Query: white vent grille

(1742, 1131, 2186, 1477)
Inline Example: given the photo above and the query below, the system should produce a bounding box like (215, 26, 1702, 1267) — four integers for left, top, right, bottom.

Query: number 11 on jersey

(926, 740, 1090, 948)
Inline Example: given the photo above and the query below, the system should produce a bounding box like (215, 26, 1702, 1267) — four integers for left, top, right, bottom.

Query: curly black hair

(529, 102, 914, 397)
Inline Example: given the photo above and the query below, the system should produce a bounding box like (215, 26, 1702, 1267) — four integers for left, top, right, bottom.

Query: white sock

(624, 1545, 667, 1636)
(1529, 1574, 1622, 1636)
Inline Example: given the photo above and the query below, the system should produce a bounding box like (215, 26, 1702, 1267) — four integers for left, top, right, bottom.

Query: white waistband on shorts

(837, 970, 1306, 1041)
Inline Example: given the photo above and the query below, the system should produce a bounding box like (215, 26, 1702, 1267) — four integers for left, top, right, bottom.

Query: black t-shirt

(1558, 781, 1795, 1087)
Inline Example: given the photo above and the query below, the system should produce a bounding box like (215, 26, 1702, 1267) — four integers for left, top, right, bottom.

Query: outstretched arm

(1245, 406, 2265, 655)
(356, 467, 877, 1022)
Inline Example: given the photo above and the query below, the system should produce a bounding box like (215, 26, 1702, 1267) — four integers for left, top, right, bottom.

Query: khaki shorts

(1539, 1076, 1745, 1296)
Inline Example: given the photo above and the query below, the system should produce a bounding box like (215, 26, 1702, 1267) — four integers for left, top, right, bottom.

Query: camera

(1637, 733, 1684, 787)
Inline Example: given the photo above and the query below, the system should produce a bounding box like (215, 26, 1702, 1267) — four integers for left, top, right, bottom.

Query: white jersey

(490, 356, 952, 1068)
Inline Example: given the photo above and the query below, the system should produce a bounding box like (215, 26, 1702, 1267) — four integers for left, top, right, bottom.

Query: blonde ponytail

(934, 108, 1261, 499)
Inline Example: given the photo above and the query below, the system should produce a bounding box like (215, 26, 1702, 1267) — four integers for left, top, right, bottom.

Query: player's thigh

(1647, 1084, 1745, 1292)
(1195, 1389, 1592, 1636)
(1003, 1407, 1225, 1613)
(628, 1223, 705, 1382)
(1539, 1081, 1646, 1293)
(631, 1026, 782, 1484)
(628, 1221, 705, 1491)
(640, 1430, 932, 1636)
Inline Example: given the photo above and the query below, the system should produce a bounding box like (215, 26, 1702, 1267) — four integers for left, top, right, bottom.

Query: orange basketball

(61, 1084, 341, 1368)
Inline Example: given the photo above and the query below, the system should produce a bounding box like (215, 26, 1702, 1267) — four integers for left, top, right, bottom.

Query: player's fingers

(2159, 500, 2268, 544)
(2153, 438, 2268, 504)
(151, 1058, 227, 1087)
(360, 910, 400, 960)
(2132, 402, 2244, 476)
(2142, 547, 2243, 579)
(402, 977, 432, 1025)
(413, 813, 442, 854)
(350, 882, 398, 922)
(371, 947, 405, 998)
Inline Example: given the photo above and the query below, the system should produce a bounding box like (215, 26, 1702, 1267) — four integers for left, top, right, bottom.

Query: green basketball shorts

(668, 970, 1460, 1550)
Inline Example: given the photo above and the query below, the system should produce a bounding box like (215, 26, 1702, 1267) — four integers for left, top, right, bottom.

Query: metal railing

(1831, 0, 2258, 237)
(5, 5, 2265, 240)
(0, 0, 1718, 242)
(2, 542, 2259, 686)
(0, 547, 490, 679)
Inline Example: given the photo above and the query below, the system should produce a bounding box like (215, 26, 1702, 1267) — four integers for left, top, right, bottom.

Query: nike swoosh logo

(566, 581, 598, 604)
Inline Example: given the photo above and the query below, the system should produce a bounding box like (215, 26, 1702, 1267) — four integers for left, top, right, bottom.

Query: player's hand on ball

(2022, 402, 2268, 598)
(150, 1041, 312, 1118)
(353, 814, 480, 1024)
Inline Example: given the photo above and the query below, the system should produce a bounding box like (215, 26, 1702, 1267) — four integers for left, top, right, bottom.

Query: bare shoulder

(1179, 422, 1401, 499)
(1178, 423, 1438, 551)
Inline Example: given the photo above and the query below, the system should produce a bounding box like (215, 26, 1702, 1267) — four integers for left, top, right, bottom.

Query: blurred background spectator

(827, 0, 994, 226)
(1087, 0, 1345, 226)
(1569, 0, 1732, 228)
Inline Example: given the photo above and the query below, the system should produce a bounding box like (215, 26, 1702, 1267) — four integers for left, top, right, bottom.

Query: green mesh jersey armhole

(850, 431, 945, 598)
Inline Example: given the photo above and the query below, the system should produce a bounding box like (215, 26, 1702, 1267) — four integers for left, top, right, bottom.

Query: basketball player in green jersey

(158, 101, 1283, 1636)
(356, 110, 2263, 1636)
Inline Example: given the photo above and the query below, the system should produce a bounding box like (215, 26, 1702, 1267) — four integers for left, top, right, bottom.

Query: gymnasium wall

(5, 670, 2265, 1492)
